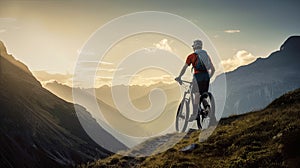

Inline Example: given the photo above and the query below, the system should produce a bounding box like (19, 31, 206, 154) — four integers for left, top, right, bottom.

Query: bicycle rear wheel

(208, 92, 215, 116)
(175, 99, 189, 132)
(197, 92, 215, 129)
(196, 109, 203, 129)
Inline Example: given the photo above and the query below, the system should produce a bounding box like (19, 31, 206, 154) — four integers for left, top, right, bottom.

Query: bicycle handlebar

(175, 78, 192, 85)
(180, 80, 192, 84)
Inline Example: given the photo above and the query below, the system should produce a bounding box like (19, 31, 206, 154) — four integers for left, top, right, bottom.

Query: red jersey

(186, 53, 213, 74)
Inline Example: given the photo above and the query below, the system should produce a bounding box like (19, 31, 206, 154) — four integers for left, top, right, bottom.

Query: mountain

(44, 81, 74, 103)
(215, 36, 300, 117)
(44, 81, 180, 109)
(44, 81, 182, 142)
(0, 41, 127, 167)
(84, 87, 300, 167)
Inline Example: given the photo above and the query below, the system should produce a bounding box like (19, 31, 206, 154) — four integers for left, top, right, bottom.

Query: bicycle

(175, 80, 215, 132)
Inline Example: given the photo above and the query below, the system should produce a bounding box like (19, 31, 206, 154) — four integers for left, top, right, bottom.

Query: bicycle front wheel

(175, 99, 189, 132)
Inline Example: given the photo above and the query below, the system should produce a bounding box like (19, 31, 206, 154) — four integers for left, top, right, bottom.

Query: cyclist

(175, 40, 216, 123)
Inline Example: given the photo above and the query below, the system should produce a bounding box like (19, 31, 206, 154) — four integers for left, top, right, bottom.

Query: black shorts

(191, 73, 210, 94)
(192, 80, 209, 94)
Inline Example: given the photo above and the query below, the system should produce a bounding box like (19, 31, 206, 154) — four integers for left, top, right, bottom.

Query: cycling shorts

(191, 72, 210, 94)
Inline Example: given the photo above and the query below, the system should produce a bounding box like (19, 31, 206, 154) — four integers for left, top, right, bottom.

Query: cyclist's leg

(200, 80, 218, 125)
(194, 72, 209, 106)
(199, 80, 210, 107)
(189, 77, 200, 121)
(193, 92, 200, 114)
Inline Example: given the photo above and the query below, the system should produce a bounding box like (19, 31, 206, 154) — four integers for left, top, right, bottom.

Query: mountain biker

(175, 40, 216, 123)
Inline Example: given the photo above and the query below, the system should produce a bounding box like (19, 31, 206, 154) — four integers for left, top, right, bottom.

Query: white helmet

(192, 40, 203, 49)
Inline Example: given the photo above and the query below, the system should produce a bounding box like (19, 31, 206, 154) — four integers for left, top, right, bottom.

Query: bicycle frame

(180, 80, 196, 116)
(176, 79, 215, 131)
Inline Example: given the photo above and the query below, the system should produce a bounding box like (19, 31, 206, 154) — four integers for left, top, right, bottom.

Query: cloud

(97, 68, 122, 72)
(0, 18, 16, 22)
(153, 39, 173, 52)
(224, 29, 240, 33)
(0, 18, 18, 33)
(129, 75, 174, 86)
(32, 71, 73, 86)
(221, 50, 259, 72)
(76, 50, 95, 56)
(100, 61, 114, 65)
(121, 74, 140, 78)
(0, 29, 6, 33)
(79, 60, 114, 66)
(93, 74, 176, 87)
(95, 76, 114, 86)
(143, 48, 157, 53)
(78, 61, 115, 72)
(97, 76, 113, 80)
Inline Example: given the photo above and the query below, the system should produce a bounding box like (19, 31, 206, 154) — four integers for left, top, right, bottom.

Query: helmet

(192, 40, 202, 49)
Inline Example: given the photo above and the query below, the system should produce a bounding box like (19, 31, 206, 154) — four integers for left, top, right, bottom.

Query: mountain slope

(214, 36, 300, 117)
(44, 80, 182, 139)
(44, 81, 180, 108)
(0, 41, 127, 167)
(86, 88, 300, 167)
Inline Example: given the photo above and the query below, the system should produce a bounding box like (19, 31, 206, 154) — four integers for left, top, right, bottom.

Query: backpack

(194, 52, 207, 72)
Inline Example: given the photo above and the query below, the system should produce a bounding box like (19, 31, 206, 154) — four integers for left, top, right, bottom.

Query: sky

(0, 0, 299, 86)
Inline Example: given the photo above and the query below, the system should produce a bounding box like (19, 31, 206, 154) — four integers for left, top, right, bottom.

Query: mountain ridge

(214, 35, 300, 117)
(0, 40, 127, 167)
(0, 40, 33, 75)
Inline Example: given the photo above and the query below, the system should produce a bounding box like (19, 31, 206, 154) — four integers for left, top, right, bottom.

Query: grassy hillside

(83, 88, 300, 168)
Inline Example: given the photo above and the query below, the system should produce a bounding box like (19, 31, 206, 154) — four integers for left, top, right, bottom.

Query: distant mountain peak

(0, 40, 127, 167)
(0, 40, 32, 74)
(0, 40, 8, 57)
(280, 36, 300, 52)
(215, 35, 300, 117)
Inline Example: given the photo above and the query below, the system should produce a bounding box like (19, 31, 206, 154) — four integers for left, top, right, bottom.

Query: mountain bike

(175, 80, 215, 132)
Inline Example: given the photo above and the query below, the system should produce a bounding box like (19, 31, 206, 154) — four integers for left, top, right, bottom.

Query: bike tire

(208, 92, 215, 117)
(175, 99, 189, 132)
(208, 92, 216, 127)
(196, 110, 203, 129)
(196, 92, 215, 129)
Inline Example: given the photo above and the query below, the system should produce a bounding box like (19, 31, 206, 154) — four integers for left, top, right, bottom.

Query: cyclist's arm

(210, 63, 215, 78)
(178, 63, 189, 78)
(208, 56, 215, 78)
